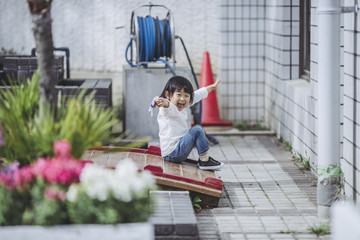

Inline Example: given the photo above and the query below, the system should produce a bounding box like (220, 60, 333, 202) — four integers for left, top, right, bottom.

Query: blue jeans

(164, 125, 209, 163)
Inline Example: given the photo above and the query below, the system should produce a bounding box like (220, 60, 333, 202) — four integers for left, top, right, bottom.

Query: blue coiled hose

(125, 15, 175, 75)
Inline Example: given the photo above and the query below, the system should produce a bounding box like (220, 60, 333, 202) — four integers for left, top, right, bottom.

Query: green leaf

(0, 72, 119, 165)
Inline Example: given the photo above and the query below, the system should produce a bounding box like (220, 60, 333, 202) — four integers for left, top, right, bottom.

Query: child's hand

(206, 76, 221, 93)
(156, 97, 169, 108)
(213, 77, 221, 88)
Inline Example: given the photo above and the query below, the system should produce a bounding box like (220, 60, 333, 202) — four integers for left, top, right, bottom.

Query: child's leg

(192, 126, 224, 170)
(199, 152, 209, 161)
(191, 125, 210, 157)
(164, 125, 209, 163)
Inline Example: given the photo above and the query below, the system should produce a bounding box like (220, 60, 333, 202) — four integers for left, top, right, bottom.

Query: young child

(155, 76, 224, 170)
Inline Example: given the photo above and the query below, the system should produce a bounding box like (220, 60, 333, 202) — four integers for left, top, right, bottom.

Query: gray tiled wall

(342, 0, 360, 203)
(219, 0, 265, 124)
(263, 0, 319, 171)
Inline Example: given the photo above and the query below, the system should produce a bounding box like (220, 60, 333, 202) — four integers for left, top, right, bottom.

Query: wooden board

(82, 148, 223, 207)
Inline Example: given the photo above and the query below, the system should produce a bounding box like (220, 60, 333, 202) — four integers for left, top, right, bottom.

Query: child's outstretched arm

(156, 97, 169, 108)
(206, 77, 221, 93)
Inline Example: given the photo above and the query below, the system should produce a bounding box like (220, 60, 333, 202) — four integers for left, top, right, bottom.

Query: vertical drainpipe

(316, 0, 341, 219)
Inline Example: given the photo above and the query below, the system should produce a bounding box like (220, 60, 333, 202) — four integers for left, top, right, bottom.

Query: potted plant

(0, 140, 157, 239)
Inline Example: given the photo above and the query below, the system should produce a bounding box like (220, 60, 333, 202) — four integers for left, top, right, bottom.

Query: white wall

(0, 0, 220, 72)
(0, 0, 220, 106)
(264, 0, 360, 202)
(342, 0, 360, 203)
(263, 0, 318, 171)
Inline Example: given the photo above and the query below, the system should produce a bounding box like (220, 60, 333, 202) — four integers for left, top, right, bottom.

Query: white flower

(110, 158, 138, 202)
(112, 158, 156, 201)
(133, 170, 156, 197)
(74, 158, 156, 203)
(114, 158, 138, 177)
(110, 177, 132, 202)
(66, 185, 79, 202)
(80, 164, 112, 201)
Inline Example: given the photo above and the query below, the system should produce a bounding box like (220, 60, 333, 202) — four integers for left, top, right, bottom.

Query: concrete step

(150, 191, 198, 240)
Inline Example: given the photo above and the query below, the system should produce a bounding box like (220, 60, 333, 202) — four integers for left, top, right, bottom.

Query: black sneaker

(197, 157, 224, 170)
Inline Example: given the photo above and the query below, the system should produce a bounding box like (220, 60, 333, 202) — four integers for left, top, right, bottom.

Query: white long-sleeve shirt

(157, 87, 208, 157)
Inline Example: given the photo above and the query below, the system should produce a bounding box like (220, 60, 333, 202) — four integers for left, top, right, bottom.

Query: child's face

(166, 88, 191, 111)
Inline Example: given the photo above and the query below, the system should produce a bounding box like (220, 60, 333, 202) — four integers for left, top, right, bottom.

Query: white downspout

(316, 0, 341, 219)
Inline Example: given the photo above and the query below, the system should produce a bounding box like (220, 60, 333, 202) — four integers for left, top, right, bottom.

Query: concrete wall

(0, 0, 220, 107)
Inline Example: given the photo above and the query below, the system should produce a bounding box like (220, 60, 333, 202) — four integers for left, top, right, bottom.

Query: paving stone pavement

(194, 135, 331, 240)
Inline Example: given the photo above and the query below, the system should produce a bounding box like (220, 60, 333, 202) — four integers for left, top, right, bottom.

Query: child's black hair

(160, 76, 194, 103)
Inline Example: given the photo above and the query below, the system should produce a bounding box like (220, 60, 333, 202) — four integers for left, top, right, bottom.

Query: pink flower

(44, 188, 57, 199)
(20, 166, 34, 184)
(0, 164, 34, 189)
(44, 187, 67, 201)
(32, 158, 51, 178)
(32, 142, 89, 186)
(0, 162, 20, 189)
(53, 140, 71, 157)
(1, 140, 90, 190)
(0, 174, 13, 189)
(13, 171, 24, 187)
(57, 190, 67, 201)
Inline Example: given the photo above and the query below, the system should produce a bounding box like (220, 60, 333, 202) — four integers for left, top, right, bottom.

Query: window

(299, 0, 311, 79)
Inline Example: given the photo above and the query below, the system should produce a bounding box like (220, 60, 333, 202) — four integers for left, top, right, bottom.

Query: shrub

(0, 73, 118, 166)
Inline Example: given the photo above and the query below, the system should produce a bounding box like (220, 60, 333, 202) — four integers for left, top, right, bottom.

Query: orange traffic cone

(200, 52, 232, 126)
